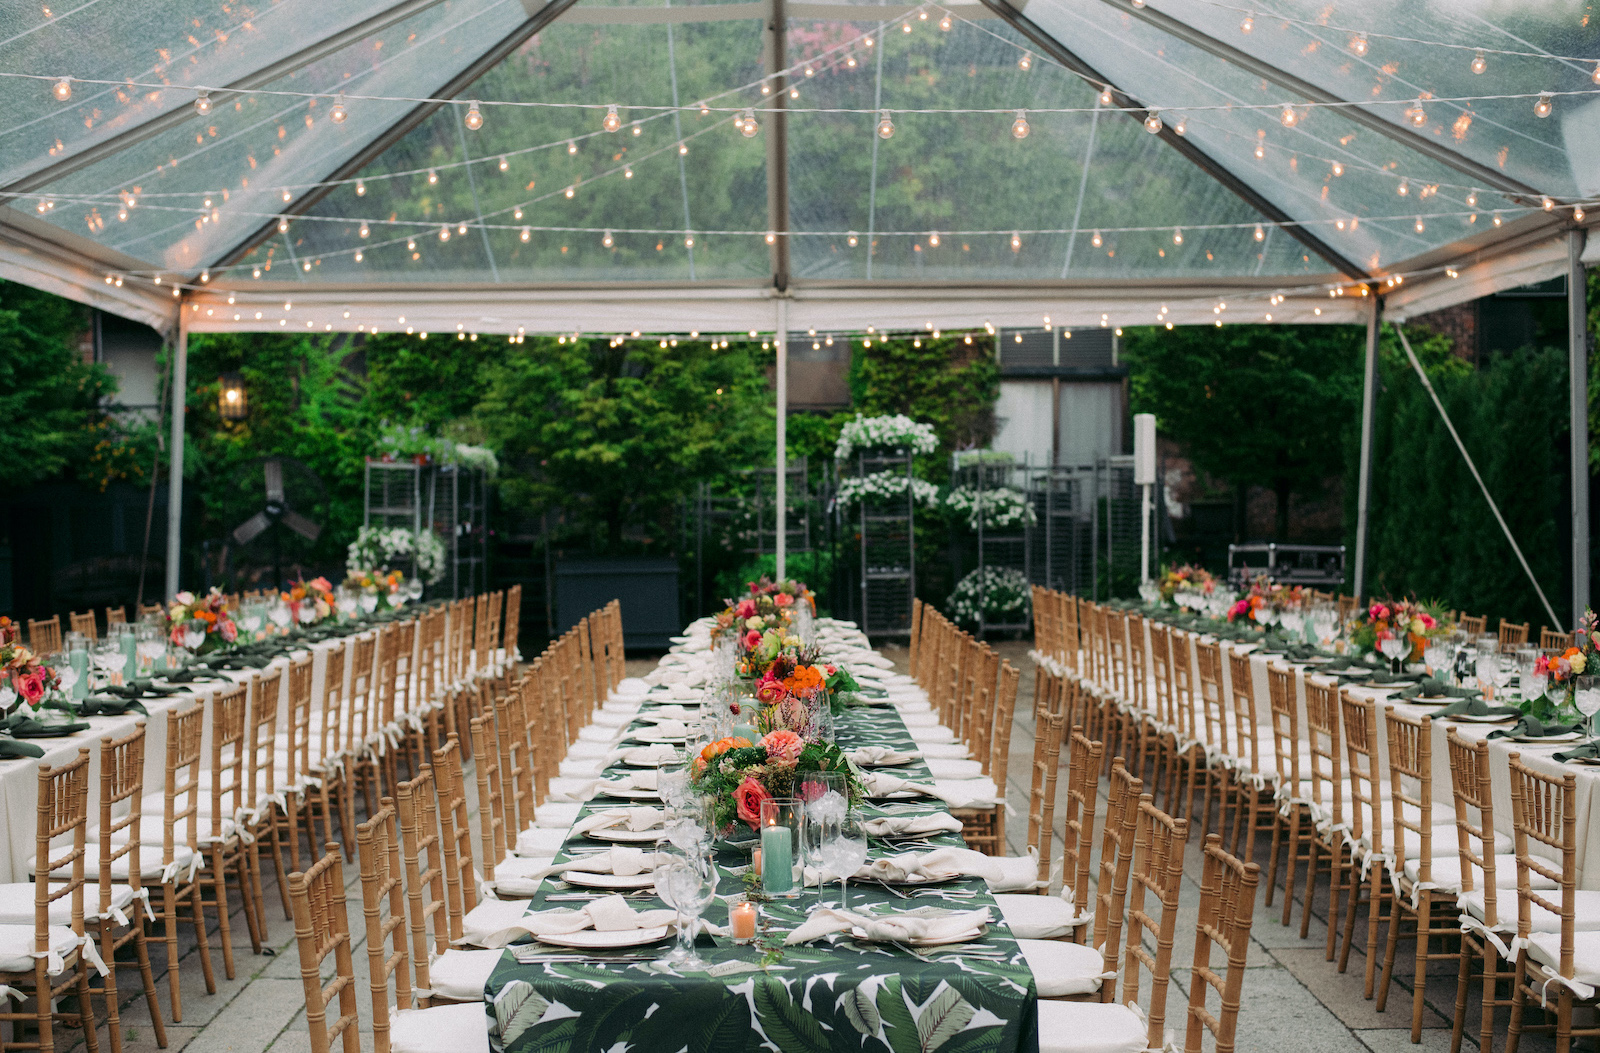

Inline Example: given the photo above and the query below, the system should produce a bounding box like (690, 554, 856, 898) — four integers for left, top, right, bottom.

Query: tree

(0, 280, 118, 488)
(1122, 323, 1363, 540)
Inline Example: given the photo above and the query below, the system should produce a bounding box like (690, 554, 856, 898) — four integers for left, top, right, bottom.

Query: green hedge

(1349, 336, 1569, 629)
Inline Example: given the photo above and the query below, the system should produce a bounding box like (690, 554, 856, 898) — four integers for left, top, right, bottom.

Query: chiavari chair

(1183, 835, 1262, 1053)
(69, 610, 97, 640)
(27, 615, 62, 655)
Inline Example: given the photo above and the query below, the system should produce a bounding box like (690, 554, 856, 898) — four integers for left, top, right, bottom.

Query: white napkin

(859, 771, 1001, 809)
(640, 705, 698, 722)
(613, 744, 680, 767)
(547, 770, 660, 803)
(860, 813, 964, 838)
(785, 905, 992, 945)
(852, 847, 1040, 892)
(847, 746, 923, 767)
(570, 807, 663, 838)
(482, 894, 678, 943)
(632, 720, 689, 739)
(613, 678, 651, 697)
(524, 847, 665, 882)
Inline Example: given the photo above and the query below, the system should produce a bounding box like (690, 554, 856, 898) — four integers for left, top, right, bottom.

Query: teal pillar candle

(70, 649, 88, 700)
(760, 822, 793, 894)
(120, 633, 138, 681)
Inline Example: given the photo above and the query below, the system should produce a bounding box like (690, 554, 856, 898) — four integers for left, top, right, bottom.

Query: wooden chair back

(1194, 640, 1228, 756)
(1122, 799, 1189, 1039)
(317, 646, 348, 766)
(1148, 624, 1174, 731)
(1265, 664, 1302, 789)
(1506, 755, 1578, 977)
(1125, 613, 1150, 713)
(395, 766, 449, 974)
(282, 657, 315, 796)
(468, 715, 506, 880)
(1458, 613, 1487, 636)
(1541, 627, 1574, 651)
(28, 615, 62, 655)
(106, 606, 127, 628)
(163, 703, 205, 869)
(356, 804, 416, 1051)
(287, 848, 361, 1053)
(347, 634, 378, 762)
(246, 667, 283, 820)
(986, 662, 1022, 791)
(1062, 728, 1105, 935)
(1184, 835, 1262, 1053)
(503, 584, 522, 666)
(1382, 706, 1433, 884)
(69, 611, 97, 641)
(1024, 702, 1066, 882)
(495, 691, 533, 838)
(1227, 650, 1262, 775)
(1301, 678, 1345, 834)
(485, 591, 505, 669)
(1497, 620, 1530, 650)
(1339, 691, 1386, 861)
(432, 734, 477, 929)
(34, 748, 92, 938)
(98, 724, 147, 912)
(1093, 759, 1144, 991)
(1445, 730, 1502, 928)
(208, 682, 249, 845)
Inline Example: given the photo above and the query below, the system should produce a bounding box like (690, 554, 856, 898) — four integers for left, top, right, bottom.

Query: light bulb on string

(624, 165, 633, 178)
(1471, 49, 1487, 75)
(864, 33, 873, 47)
(282, 188, 292, 203)
(439, 225, 450, 241)
(498, 156, 509, 171)
(356, 180, 366, 196)
(1143, 110, 1162, 133)
(685, 233, 695, 248)
(520, 226, 531, 242)
(1535, 92, 1553, 118)
(765, 231, 776, 244)
(1172, 227, 1183, 245)
(602, 230, 614, 248)
(697, 100, 710, 115)
(513, 208, 523, 220)
(1010, 232, 1022, 252)
(1466, 189, 1478, 207)
(1098, 87, 1113, 106)
(846, 54, 857, 68)
(407, 238, 416, 250)
(679, 142, 688, 155)
(804, 66, 815, 78)
(1254, 224, 1265, 241)
(1173, 116, 1186, 135)
(1239, 11, 1253, 32)
(1254, 141, 1265, 160)
(51, 76, 71, 101)
(427, 168, 438, 185)
(901, 20, 911, 33)
(939, 12, 951, 29)
(277, 217, 289, 233)
(565, 185, 575, 198)
(1577, 205, 1588, 222)
(1279, 105, 1298, 128)
(1594, 62, 1600, 85)
(761, 83, 771, 95)
(1408, 99, 1427, 127)
(919, 9, 927, 18)
(1011, 109, 1030, 139)
(929, 231, 940, 247)
(354, 250, 364, 262)
(603, 105, 621, 132)
(1349, 33, 1368, 55)
(877, 110, 894, 139)
(847, 231, 859, 247)
(1091, 230, 1102, 248)
(1543, 196, 1556, 211)
(464, 101, 483, 130)
(740, 109, 759, 137)
(567, 139, 577, 154)
(1331, 161, 1344, 176)
(194, 90, 212, 116)
(1018, 51, 1032, 71)
(1493, 211, 1503, 226)
(1397, 178, 1409, 196)
(789, 87, 799, 99)
(1131, 0, 1144, 6)
(359, 222, 369, 238)
(1414, 216, 1425, 233)
(457, 223, 467, 235)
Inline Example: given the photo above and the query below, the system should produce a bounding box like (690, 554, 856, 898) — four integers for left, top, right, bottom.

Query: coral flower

(760, 729, 804, 765)
(734, 776, 772, 828)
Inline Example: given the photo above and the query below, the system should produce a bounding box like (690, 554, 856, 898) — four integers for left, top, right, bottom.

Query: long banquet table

(482, 625, 1040, 1053)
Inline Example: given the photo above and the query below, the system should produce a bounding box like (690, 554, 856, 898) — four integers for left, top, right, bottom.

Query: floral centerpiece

(344, 569, 407, 612)
(1226, 577, 1310, 626)
(691, 731, 862, 834)
(833, 414, 939, 462)
(1158, 563, 1217, 604)
(1347, 597, 1452, 658)
(944, 486, 1037, 531)
(283, 577, 336, 626)
(947, 566, 1031, 628)
(165, 588, 239, 655)
(0, 633, 61, 719)
(347, 525, 446, 586)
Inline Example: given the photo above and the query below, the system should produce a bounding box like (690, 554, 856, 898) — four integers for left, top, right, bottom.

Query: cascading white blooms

(834, 472, 942, 510)
(346, 525, 447, 584)
(833, 414, 940, 462)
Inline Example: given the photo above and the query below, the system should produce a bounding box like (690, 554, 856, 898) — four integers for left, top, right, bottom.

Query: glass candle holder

(758, 796, 801, 898)
(728, 898, 758, 944)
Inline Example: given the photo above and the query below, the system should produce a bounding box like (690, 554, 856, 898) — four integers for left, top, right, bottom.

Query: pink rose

(13, 670, 45, 704)
(220, 619, 238, 642)
(736, 600, 757, 619)
(774, 593, 794, 607)
(1420, 613, 1436, 630)
(756, 676, 786, 704)
(734, 776, 772, 829)
(824, 664, 836, 676)
(743, 630, 762, 650)
(760, 729, 804, 766)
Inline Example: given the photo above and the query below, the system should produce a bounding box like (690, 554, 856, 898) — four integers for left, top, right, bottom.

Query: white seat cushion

(995, 893, 1085, 940)
(898, 712, 941, 728)
(115, 808, 240, 846)
(558, 758, 607, 778)
(1526, 929, 1600, 989)
(515, 827, 568, 857)
(33, 843, 202, 883)
(0, 883, 142, 926)
(0, 923, 83, 974)
(926, 758, 985, 780)
(426, 948, 500, 1002)
(1036, 1000, 1148, 1053)
(533, 803, 582, 829)
(564, 740, 614, 760)
(917, 743, 972, 760)
(391, 999, 490, 1053)
(459, 898, 532, 948)
(1461, 889, 1600, 934)
(1017, 938, 1109, 997)
(576, 725, 617, 744)
(1402, 853, 1553, 891)
(909, 727, 957, 745)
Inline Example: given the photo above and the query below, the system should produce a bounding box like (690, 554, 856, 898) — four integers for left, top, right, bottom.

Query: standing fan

(229, 457, 326, 589)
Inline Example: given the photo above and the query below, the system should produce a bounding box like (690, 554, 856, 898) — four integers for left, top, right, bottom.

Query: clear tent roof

(1, 0, 1596, 335)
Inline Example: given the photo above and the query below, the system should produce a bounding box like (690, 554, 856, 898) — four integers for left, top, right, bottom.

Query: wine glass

(92, 639, 126, 688)
(1521, 650, 1549, 702)
(360, 592, 379, 615)
(1379, 631, 1407, 672)
(1576, 676, 1600, 746)
(817, 814, 869, 912)
(1474, 649, 1499, 697)
(654, 843, 716, 971)
(800, 771, 848, 908)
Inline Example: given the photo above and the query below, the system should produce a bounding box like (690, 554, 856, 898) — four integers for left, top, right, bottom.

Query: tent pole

(1571, 228, 1591, 622)
(1352, 291, 1380, 602)
(165, 303, 189, 601)
(775, 298, 788, 580)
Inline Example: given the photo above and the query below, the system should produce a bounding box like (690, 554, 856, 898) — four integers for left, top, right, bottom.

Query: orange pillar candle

(730, 900, 757, 943)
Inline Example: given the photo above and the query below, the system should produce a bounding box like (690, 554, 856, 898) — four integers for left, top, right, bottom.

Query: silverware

(875, 880, 910, 899)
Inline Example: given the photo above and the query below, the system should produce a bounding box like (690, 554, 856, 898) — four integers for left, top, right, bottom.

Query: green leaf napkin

(0, 737, 45, 759)
(1398, 679, 1480, 701)
(1488, 715, 1582, 740)
(1432, 696, 1518, 719)
(1555, 741, 1600, 763)
(1, 713, 90, 738)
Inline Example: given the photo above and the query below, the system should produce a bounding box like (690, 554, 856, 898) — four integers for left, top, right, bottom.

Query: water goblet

(817, 814, 869, 912)
(654, 842, 716, 971)
(1576, 676, 1600, 747)
(799, 771, 848, 907)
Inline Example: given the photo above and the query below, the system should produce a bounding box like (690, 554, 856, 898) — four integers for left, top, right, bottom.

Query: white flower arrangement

(347, 526, 448, 584)
(374, 424, 500, 477)
(835, 471, 942, 510)
(833, 414, 940, 462)
(944, 486, 1038, 531)
(947, 566, 1032, 627)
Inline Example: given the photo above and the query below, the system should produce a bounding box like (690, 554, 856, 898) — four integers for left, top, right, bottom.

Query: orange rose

(782, 665, 825, 694)
(698, 736, 753, 768)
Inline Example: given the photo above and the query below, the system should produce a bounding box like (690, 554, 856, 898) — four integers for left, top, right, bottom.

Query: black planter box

(553, 558, 680, 650)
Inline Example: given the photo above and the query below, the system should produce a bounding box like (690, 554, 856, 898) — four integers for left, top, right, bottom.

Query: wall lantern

(218, 373, 248, 421)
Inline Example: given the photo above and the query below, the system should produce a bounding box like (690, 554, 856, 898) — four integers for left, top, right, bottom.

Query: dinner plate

(1407, 695, 1458, 705)
(1510, 732, 1584, 743)
(562, 871, 657, 890)
(851, 925, 984, 947)
(538, 925, 672, 949)
(1566, 755, 1600, 766)
(597, 785, 662, 800)
(587, 827, 666, 843)
(855, 756, 915, 768)
(1447, 713, 1519, 723)
(630, 730, 688, 743)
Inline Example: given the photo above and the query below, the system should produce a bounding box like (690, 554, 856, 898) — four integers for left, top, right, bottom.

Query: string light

(1576, 206, 1587, 223)
(804, 66, 815, 78)
(1466, 189, 1477, 207)
(939, 12, 951, 29)
(194, 90, 212, 116)
(685, 233, 695, 248)
(1172, 227, 1183, 245)
(356, 180, 366, 196)
(277, 218, 289, 233)
(741, 109, 759, 137)
(565, 185, 576, 197)
(1011, 109, 1030, 139)
(928, 231, 940, 247)
(1143, 110, 1162, 133)
(1470, 49, 1487, 75)
(1397, 178, 1410, 196)
(1279, 105, 1298, 128)
(520, 226, 531, 241)
(1414, 216, 1425, 233)
(51, 76, 71, 101)
(847, 231, 859, 247)
(624, 165, 633, 178)
(498, 156, 509, 171)
(603, 105, 621, 133)
(457, 222, 467, 235)
(464, 101, 484, 130)
(1098, 88, 1113, 106)
(567, 139, 577, 154)
(330, 94, 347, 124)
(1018, 51, 1032, 71)
(1173, 117, 1186, 135)
(1407, 98, 1427, 127)
(282, 188, 293, 203)
(1493, 211, 1503, 226)
(877, 110, 895, 139)
(407, 238, 417, 250)
(439, 224, 450, 241)
(1535, 92, 1553, 118)
(602, 229, 614, 248)
(1010, 231, 1022, 251)
(1331, 161, 1344, 176)
(1239, 11, 1253, 33)
(679, 143, 688, 155)
(1543, 196, 1555, 211)
(427, 168, 438, 185)
(765, 230, 777, 244)
(1090, 230, 1102, 248)
(1349, 33, 1368, 56)
(513, 208, 523, 219)
(359, 222, 369, 238)
(354, 250, 363, 261)
(1254, 224, 1265, 241)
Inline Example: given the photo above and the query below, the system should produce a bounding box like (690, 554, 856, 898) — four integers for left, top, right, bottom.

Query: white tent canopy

(0, 0, 1592, 607)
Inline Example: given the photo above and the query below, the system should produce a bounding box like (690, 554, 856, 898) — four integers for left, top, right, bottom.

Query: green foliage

(1351, 335, 1568, 628)
(475, 337, 773, 552)
(846, 336, 999, 482)
(0, 281, 119, 488)
(1122, 323, 1363, 538)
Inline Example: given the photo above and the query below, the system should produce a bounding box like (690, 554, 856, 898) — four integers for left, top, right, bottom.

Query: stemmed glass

(817, 814, 869, 912)
(92, 639, 126, 688)
(360, 591, 379, 615)
(1576, 676, 1600, 746)
(799, 771, 848, 908)
(1521, 650, 1550, 702)
(1379, 631, 1409, 673)
(654, 842, 716, 971)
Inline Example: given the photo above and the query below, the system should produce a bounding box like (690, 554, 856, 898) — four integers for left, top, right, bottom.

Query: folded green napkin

(77, 697, 149, 717)
(102, 680, 185, 699)
(1398, 679, 1480, 701)
(1555, 741, 1600, 762)
(0, 737, 45, 759)
(1361, 670, 1427, 687)
(1433, 696, 1518, 718)
(2, 713, 91, 738)
(1488, 716, 1582, 740)
(159, 668, 231, 684)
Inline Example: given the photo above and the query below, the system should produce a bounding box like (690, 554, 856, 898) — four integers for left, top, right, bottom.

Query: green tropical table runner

(484, 693, 1039, 1053)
